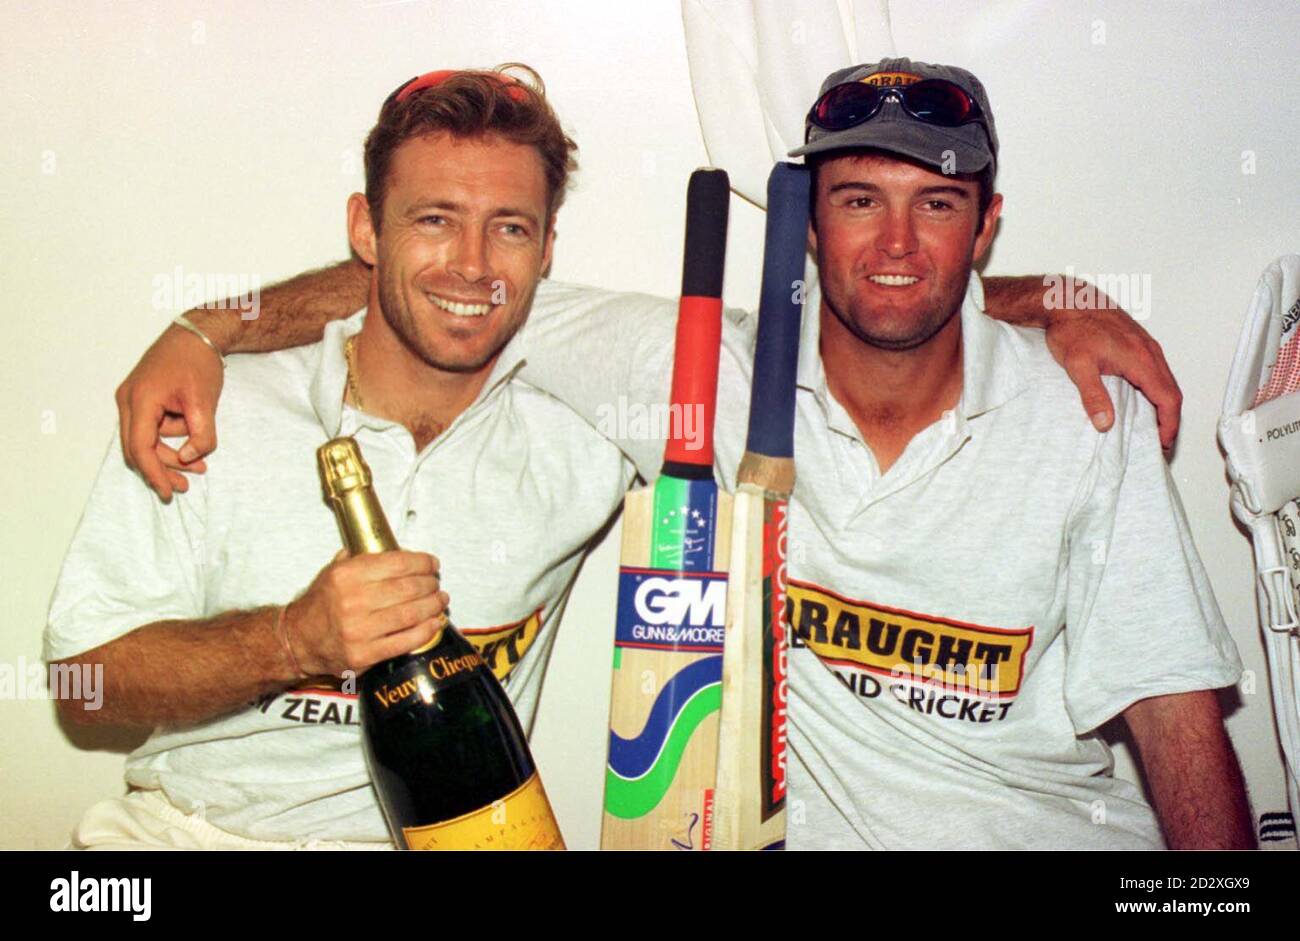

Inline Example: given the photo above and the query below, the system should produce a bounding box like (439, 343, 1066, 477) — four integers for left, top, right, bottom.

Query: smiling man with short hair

(45, 67, 635, 848)
(767, 60, 1252, 848)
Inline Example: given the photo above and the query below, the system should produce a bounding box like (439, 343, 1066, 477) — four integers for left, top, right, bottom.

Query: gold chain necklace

(344, 335, 365, 411)
(345, 333, 448, 446)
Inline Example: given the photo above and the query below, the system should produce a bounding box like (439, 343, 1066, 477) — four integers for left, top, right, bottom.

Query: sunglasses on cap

(382, 69, 529, 110)
(806, 78, 992, 150)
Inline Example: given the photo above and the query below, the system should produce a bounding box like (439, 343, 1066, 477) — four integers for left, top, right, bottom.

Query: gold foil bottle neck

(317, 436, 399, 556)
(316, 436, 438, 651)
(319, 437, 373, 501)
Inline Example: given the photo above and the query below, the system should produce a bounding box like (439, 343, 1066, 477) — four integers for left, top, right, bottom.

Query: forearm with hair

(982, 274, 1054, 327)
(1125, 690, 1256, 849)
(984, 274, 1124, 328)
(186, 258, 371, 355)
(54, 607, 303, 727)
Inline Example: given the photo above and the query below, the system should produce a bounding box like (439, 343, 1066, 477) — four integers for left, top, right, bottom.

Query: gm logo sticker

(615, 567, 728, 652)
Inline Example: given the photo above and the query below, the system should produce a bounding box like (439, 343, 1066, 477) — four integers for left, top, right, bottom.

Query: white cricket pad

(1219, 253, 1300, 833)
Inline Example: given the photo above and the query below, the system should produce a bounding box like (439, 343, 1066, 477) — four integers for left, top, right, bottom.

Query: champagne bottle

(317, 436, 565, 850)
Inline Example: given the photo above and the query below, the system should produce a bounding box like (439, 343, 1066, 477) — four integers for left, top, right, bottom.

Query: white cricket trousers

(69, 789, 392, 851)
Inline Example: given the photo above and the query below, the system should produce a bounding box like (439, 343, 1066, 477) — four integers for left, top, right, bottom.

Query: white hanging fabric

(680, 0, 896, 207)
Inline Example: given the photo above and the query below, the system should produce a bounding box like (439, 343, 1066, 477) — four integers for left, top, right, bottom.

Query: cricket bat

(602, 167, 732, 851)
(711, 162, 811, 851)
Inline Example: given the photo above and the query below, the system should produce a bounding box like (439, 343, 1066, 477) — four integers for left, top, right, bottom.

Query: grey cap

(790, 57, 998, 175)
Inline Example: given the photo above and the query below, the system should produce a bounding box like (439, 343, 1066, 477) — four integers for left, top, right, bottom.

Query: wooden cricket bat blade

(711, 162, 808, 851)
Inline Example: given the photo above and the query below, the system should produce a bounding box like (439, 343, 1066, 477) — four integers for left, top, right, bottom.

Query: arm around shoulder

(120, 258, 371, 500)
(983, 273, 1182, 448)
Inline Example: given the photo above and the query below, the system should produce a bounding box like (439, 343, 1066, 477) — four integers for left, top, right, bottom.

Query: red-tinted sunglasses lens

(812, 82, 886, 130)
(392, 70, 460, 103)
(382, 69, 527, 111)
(902, 79, 976, 126)
(811, 79, 978, 131)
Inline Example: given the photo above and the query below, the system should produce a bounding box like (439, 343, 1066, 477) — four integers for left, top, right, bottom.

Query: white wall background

(2, 0, 1297, 850)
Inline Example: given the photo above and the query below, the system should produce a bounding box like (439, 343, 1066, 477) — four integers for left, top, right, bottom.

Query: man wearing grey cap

(766, 57, 1252, 849)
(104, 59, 1250, 850)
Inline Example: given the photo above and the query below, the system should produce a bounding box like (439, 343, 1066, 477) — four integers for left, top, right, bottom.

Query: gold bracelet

(172, 314, 227, 369)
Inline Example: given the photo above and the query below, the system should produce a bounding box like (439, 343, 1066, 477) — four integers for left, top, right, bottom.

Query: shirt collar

(309, 307, 530, 438)
(796, 272, 1026, 431)
(309, 311, 365, 437)
(957, 273, 1026, 419)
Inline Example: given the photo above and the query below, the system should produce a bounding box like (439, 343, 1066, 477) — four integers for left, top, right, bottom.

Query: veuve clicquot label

(370, 650, 485, 710)
(403, 773, 565, 850)
(316, 436, 566, 851)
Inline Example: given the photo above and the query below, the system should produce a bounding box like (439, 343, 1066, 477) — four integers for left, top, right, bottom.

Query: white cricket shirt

(46, 308, 634, 843)
(517, 274, 1243, 849)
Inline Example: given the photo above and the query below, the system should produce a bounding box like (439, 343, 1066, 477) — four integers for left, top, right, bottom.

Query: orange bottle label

(402, 773, 566, 850)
